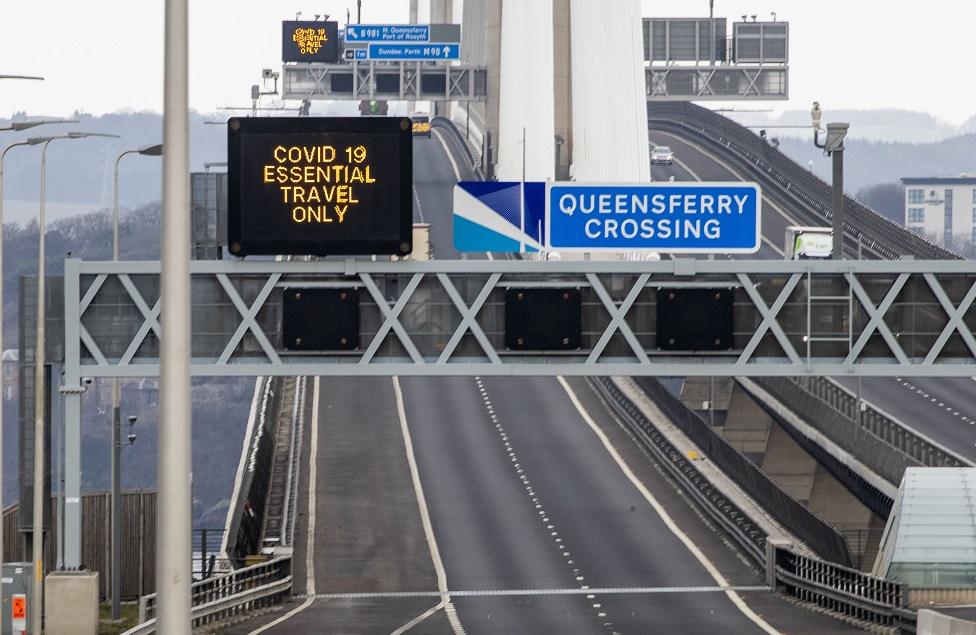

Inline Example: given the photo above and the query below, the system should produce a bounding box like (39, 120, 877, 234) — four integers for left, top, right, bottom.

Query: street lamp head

(25, 135, 56, 145)
(137, 143, 163, 156)
(67, 131, 121, 139)
(6, 118, 79, 132)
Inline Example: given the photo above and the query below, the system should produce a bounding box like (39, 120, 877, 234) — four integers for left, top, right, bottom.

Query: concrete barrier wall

(918, 609, 976, 635)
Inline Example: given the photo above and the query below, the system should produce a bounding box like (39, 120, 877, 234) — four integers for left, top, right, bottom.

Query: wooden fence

(2, 490, 156, 600)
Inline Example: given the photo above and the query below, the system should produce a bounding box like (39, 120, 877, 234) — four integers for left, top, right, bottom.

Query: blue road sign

(368, 42, 460, 61)
(345, 24, 430, 42)
(344, 48, 368, 60)
(454, 181, 545, 252)
(546, 182, 761, 253)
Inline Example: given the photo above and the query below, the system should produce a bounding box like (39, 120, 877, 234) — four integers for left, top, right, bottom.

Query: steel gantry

(281, 61, 488, 102)
(55, 256, 976, 567)
(62, 257, 976, 378)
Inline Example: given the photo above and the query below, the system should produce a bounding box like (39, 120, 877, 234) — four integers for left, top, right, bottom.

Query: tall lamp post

(811, 101, 850, 259)
(0, 133, 63, 579)
(110, 144, 162, 621)
(159, 0, 193, 630)
(29, 131, 118, 635)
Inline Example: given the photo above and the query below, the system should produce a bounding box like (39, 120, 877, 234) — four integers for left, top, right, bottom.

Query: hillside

(1, 204, 250, 528)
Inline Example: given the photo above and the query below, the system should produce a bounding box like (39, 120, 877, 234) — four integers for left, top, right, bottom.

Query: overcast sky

(1, 1, 973, 123)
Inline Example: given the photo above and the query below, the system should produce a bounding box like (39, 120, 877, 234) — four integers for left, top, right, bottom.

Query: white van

(784, 226, 833, 260)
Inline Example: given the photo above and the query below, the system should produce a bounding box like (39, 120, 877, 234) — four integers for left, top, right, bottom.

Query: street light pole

(158, 0, 193, 630)
(110, 144, 162, 621)
(29, 132, 118, 635)
(0, 138, 45, 577)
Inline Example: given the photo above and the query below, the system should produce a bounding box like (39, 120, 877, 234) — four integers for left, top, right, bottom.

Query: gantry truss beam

(647, 65, 788, 100)
(281, 62, 487, 102)
(64, 258, 976, 378)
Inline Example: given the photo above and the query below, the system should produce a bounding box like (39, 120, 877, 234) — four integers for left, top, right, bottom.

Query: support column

(552, 0, 572, 180)
(62, 258, 82, 568)
(497, 0, 555, 181)
(484, 0, 502, 177)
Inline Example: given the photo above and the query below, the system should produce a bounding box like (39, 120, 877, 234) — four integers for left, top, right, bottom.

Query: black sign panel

(282, 288, 359, 351)
(282, 21, 340, 63)
(505, 288, 582, 351)
(656, 288, 734, 351)
(227, 117, 413, 256)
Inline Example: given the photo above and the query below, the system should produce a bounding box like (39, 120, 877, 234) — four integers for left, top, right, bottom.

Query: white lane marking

(391, 376, 465, 635)
(247, 376, 322, 635)
(295, 585, 770, 599)
(412, 185, 426, 224)
(556, 376, 782, 635)
(433, 127, 463, 181)
(650, 134, 784, 256)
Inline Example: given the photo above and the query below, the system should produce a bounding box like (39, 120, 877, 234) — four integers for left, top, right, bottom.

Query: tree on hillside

(856, 182, 905, 224)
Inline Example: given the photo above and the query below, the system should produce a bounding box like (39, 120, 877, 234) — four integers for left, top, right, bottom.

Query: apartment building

(902, 176, 976, 247)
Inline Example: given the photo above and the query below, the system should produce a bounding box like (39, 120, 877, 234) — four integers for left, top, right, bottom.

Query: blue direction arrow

(367, 42, 460, 61)
(345, 24, 430, 42)
(546, 182, 761, 253)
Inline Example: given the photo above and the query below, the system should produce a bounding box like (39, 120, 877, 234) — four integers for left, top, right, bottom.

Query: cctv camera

(262, 68, 274, 78)
(127, 433, 137, 445)
(82, 377, 94, 385)
(127, 415, 138, 425)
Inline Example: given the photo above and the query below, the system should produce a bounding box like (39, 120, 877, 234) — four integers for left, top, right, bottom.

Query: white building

(902, 176, 976, 247)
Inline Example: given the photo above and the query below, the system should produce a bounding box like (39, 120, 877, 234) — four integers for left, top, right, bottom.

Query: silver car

(650, 145, 674, 165)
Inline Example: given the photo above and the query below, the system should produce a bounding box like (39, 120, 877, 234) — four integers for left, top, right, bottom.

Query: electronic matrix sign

(282, 21, 340, 63)
(227, 117, 413, 256)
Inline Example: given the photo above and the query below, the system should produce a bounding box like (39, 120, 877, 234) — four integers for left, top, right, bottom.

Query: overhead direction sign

(345, 24, 431, 42)
(546, 182, 761, 253)
(282, 21, 340, 63)
(227, 117, 413, 257)
(368, 43, 460, 61)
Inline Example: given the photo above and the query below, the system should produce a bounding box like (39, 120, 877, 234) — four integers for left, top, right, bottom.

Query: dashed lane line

(556, 376, 782, 635)
(895, 377, 975, 426)
(412, 185, 426, 223)
(474, 376, 618, 634)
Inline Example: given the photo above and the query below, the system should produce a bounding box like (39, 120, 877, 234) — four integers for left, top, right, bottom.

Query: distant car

(410, 113, 432, 138)
(650, 146, 674, 165)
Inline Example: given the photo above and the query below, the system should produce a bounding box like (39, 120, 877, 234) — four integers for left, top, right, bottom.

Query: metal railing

(223, 377, 282, 566)
(773, 546, 913, 629)
(595, 375, 916, 629)
(648, 101, 956, 261)
(750, 377, 922, 490)
(793, 376, 971, 468)
(605, 376, 851, 565)
(125, 556, 291, 634)
(432, 115, 485, 180)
